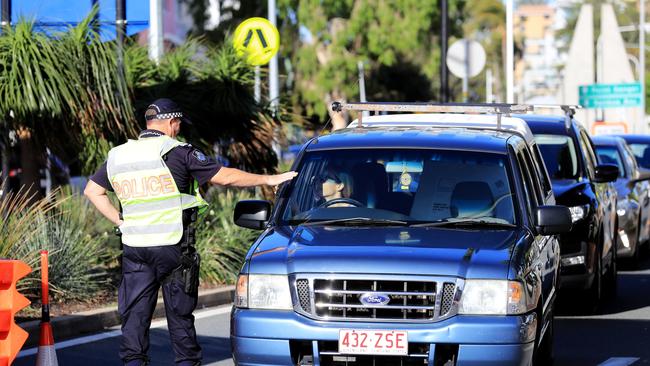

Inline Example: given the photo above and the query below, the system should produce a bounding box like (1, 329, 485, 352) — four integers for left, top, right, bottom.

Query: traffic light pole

(506, 0, 514, 103)
(1, 0, 10, 27)
(440, 0, 449, 103)
(91, 0, 100, 34)
(116, 0, 127, 101)
(0, 0, 9, 195)
(268, 0, 279, 112)
(149, 0, 163, 62)
(1, 0, 11, 27)
(640, 0, 646, 132)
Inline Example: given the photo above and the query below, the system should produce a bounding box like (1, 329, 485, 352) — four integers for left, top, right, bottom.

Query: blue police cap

(145, 98, 192, 125)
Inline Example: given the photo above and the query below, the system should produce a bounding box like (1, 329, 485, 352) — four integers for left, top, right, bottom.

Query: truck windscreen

(280, 149, 516, 226)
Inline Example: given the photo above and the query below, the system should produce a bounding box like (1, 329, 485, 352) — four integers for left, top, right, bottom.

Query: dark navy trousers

(118, 244, 201, 366)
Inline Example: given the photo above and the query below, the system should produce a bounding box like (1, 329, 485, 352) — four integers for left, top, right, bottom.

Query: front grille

(293, 275, 460, 322)
(297, 279, 311, 311)
(440, 283, 456, 316)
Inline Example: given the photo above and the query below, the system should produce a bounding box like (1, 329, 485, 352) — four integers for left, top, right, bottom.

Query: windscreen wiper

(299, 217, 409, 226)
(410, 218, 516, 228)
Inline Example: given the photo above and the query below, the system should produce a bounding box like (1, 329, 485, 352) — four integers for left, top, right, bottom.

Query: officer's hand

(267, 171, 298, 186)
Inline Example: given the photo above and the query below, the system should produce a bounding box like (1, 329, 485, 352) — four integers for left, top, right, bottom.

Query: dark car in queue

(593, 136, 650, 265)
(515, 114, 619, 310)
(615, 135, 650, 170)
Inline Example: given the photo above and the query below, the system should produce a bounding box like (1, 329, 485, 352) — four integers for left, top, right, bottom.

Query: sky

(13, 0, 150, 39)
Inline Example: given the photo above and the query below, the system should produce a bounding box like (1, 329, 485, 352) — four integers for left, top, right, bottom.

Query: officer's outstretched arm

(84, 180, 122, 226)
(210, 167, 298, 187)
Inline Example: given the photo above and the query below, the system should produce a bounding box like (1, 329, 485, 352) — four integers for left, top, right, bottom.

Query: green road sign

(579, 82, 643, 109)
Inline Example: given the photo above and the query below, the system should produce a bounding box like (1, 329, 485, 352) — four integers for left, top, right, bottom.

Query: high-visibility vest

(106, 135, 208, 247)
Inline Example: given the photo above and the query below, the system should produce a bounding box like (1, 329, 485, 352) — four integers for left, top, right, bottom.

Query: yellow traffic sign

(233, 17, 280, 66)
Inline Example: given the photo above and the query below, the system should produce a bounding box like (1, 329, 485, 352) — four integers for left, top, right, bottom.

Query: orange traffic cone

(35, 251, 58, 366)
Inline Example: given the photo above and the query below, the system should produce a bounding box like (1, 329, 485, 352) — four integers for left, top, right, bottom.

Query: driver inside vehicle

(312, 170, 355, 207)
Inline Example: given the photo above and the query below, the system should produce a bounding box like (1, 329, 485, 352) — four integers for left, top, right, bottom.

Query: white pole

(149, 0, 164, 63)
(487, 68, 493, 103)
(640, 0, 646, 133)
(358, 61, 369, 117)
(463, 39, 469, 102)
(506, 0, 514, 103)
(268, 0, 279, 112)
(254, 66, 261, 103)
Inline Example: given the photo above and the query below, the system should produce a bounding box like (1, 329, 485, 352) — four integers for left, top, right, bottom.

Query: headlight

(617, 208, 626, 217)
(235, 274, 293, 310)
(458, 280, 529, 315)
(568, 205, 589, 223)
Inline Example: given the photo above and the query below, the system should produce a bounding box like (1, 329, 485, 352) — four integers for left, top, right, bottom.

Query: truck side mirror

(234, 200, 272, 230)
(594, 164, 619, 183)
(535, 205, 572, 235)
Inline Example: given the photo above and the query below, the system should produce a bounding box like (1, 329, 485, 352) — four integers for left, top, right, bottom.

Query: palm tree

(125, 38, 282, 174)
(0, 10, 138, 197)
(0, 10, 283, 198)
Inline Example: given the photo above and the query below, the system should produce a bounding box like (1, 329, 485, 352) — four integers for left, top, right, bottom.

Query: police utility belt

(114, 208, 200, 295)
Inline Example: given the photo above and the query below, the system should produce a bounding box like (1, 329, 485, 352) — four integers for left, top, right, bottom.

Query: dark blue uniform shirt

(90, 129, 222, 193)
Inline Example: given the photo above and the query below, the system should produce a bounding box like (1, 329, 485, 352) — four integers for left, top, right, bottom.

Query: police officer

(84, 98, 297, 366)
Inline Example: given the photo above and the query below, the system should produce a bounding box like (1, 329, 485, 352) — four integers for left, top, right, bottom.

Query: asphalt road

(15, 305, 235, 366)
(14, 257, 650, 366)
(553, 256, 650, 366)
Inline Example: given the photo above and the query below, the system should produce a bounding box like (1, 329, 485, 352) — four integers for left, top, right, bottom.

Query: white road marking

(17, 304, 232, 358)
(597, 357, 640, 366)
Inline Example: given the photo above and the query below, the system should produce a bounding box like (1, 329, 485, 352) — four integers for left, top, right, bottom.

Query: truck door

(520, 146, 556, 309)
(579, 130, 616, 264)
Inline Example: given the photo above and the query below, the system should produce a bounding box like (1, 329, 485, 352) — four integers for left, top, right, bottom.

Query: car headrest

(350, 162, 388, 207)
(643, 147, 650, 163)
(598, 154, 617, 165)
(450, 181, 494, 218)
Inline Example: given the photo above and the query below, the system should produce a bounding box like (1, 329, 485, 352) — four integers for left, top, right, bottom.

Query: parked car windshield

(594, 146, 625, 177)
(535, 134, 579, 181)
(628, 143, 650, 169)
(280, 149, 516, 225)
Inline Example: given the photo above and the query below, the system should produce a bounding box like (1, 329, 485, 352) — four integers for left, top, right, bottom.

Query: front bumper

(231, 308, 536, 366)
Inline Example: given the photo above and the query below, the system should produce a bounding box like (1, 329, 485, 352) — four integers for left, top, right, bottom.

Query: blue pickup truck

(230, 103, 571, 366)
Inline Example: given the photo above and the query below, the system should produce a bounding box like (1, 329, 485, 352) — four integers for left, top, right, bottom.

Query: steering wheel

(319, 198, 364, 208)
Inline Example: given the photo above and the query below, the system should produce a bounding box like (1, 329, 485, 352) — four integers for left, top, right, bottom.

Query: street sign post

(233, 17, 280, 104)
(579, 82, 643, 108)
(446, 39, 486, 102)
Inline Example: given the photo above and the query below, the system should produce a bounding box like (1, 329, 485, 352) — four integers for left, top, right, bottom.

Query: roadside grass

(0, 183, 59, 258)
(13, 189, 112, 303)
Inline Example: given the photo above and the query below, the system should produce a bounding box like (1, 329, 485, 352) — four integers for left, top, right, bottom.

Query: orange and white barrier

(35, 251, 58, 366)
(0, 259, 31, 366)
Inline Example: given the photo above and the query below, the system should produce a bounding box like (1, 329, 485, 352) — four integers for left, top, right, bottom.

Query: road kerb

(19, 286, 234, 348)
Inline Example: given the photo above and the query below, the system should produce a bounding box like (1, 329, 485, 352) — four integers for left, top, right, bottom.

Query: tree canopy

(182, 0, 467, 128)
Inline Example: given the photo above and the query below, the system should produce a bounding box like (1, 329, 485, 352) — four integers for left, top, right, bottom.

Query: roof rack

(332, 102, 533, 130)
(527, 104, 582, 130)
(332, 101, 532, 115)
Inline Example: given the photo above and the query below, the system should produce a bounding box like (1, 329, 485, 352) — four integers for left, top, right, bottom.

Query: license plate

(338, 329, 408, 356)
